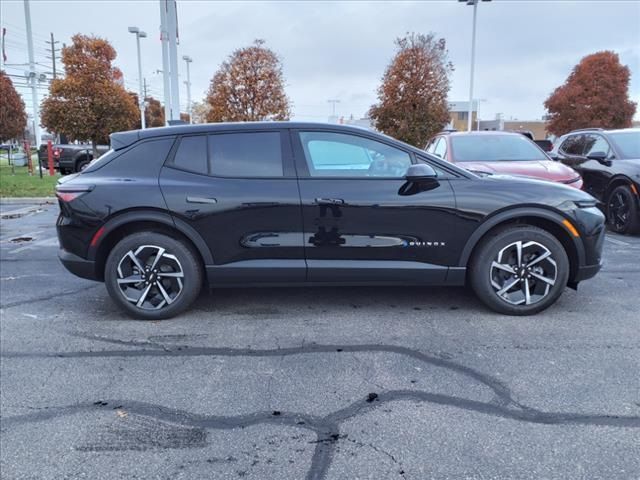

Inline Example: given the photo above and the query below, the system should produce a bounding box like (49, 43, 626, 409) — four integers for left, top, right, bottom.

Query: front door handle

(186, 196, 217, 204)
(315, 198, 344, 205)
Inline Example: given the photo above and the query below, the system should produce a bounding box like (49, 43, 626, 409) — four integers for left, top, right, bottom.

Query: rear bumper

(58, 248, 99, 281)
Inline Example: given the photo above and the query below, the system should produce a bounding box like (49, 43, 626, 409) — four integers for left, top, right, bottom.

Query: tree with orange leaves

(206, 40, 290, 122)
(369, 33, 453, 147)
(545, 51, 636, 136)
(40, 34, 138, 157)
(0, 70, 27, 142)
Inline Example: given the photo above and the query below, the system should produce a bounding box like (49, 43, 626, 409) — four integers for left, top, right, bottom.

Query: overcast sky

(2, 0, 639, 122)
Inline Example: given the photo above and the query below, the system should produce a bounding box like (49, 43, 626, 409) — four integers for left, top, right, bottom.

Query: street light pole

(128, 26, 147, 129)
(467, 0, 477, 132)
(460, 0, 491, 132)
(182, 55, 192, 124)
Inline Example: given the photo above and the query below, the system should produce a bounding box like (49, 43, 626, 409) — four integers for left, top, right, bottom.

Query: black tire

(104, 232, 203, 320)
(470, 225, 569, 316)
(606, 185, 640, 235)
(75, 158, 91, 172)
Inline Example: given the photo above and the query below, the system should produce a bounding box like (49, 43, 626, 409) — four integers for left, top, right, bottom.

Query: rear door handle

(186, 196, 217, 204)
(315, 198, 344, 205)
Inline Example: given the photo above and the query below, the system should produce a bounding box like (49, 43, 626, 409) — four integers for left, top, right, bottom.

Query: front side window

(560, 135, 586, 156)
(434, 137, 447, 159)
(299, 131, 412, 178)
(209, 132, 283, 177)
(450, 134, 547, 162)
(583, 134, 611, 157)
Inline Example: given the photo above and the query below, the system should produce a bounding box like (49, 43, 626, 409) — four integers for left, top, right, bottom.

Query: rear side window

(208, 132, 283, 177)
(172, 135, 207, 174)
(105, 138, 175, 175)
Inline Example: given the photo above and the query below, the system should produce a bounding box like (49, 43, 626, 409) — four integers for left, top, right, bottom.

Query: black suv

(551, 128, 640, 234)
(56, 122, 605, 319)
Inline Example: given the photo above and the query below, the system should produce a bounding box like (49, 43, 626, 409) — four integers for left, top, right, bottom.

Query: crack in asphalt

(2, 337, 640, 479)
(0, 284, 102, 309)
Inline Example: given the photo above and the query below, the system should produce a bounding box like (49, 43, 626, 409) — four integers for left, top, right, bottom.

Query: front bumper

(58, 248, 99, 281)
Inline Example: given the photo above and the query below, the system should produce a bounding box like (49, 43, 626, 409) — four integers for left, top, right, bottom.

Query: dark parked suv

(551, 128, 640, 234)
(56, 122, 605, 319)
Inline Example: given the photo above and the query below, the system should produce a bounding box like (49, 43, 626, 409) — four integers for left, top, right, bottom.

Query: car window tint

(172, 136, 207, 173)
(560, 135, 586, 155)
(583, 134, 611, 157)
(109, 138, 175, 175)
(208, 132, 283, 177)
(434, 137, 447, 159)
(299, 131, 411, 178)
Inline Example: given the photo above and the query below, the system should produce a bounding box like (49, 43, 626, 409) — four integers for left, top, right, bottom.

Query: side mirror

(586, 151, 611, 165)
(405, 163, 437, 181)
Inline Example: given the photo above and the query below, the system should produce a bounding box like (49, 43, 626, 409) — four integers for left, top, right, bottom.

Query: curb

(0, 197, 56, 205)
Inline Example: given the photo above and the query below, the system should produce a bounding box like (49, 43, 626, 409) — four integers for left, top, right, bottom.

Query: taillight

(56, 191, 84, 202)
(53, 148, 61, 158)
(55, 184, 94, 202)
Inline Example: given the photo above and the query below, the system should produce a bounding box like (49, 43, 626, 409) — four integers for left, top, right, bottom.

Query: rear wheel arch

(605, 175, 638, 201)
(460, 210, 583, 284)
(90, 211, 213, 281)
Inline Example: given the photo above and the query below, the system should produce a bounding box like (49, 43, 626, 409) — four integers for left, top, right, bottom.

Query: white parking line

(605, 236, 630, 247)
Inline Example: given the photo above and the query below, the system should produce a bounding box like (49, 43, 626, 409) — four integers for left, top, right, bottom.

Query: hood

(458, 160, 579, 182)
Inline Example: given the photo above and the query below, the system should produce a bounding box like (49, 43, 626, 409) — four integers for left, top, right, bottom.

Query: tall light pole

(128, 26, 147, 129)
(182, 55, 192, 124)
(23, 0, 40, 147)
(459, 0, 491, 132)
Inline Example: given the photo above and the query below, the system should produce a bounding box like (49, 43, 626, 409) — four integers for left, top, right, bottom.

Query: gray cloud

(3, 0, 639, 122)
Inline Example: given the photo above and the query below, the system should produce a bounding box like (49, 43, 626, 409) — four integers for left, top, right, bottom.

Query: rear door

(160, 129, 305, 284)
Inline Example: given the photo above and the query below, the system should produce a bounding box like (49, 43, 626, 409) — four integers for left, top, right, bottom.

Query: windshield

(609, 131, 640, 159)
(450, 135, 548, 162)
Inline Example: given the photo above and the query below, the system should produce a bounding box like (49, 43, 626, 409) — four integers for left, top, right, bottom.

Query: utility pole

(327, 99, 340, 117)
(182, 55, 192, 124)
(143, 77, 148, 98)
(45, 32, 60, 79)
(23, 0, 40, 147)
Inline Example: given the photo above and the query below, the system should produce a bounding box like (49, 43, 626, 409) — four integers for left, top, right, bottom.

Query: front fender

(457, 206, 586, 268)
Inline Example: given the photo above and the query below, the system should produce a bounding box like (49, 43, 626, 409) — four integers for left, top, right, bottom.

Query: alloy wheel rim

(490, 240, 557, 306)
(116, 245, 184, 310)
(609, 192, 629, 230)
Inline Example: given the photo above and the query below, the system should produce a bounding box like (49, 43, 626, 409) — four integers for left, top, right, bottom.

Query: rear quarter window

(101, 138, 176, 175)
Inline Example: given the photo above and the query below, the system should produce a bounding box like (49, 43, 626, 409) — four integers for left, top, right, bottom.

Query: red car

(425, 131, 583, 189)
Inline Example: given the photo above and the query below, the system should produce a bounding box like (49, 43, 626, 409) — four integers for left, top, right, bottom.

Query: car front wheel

(104, 232, 203, 320)
(470, 226, 569, 315)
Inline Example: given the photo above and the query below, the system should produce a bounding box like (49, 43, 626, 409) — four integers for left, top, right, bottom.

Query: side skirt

(206, 260, 466, 287)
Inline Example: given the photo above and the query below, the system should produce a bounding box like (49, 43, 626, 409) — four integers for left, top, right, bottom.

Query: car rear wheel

(470, 225, 569, 315)
(607, 185, 640, 235)
(75, 158, 91, 172)
(105, 232, 203, 320)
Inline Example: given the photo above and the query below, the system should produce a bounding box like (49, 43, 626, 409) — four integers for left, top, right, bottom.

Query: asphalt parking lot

(1, 199, 639, 480)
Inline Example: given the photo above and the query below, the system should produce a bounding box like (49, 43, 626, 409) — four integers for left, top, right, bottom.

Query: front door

(292, 129, 459, 284)
(160, 129, 305, 284)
